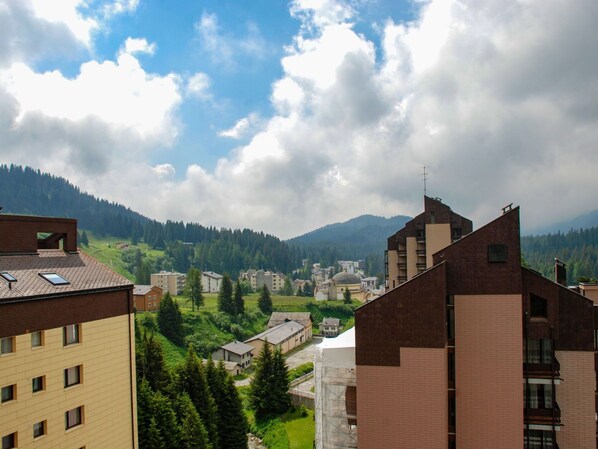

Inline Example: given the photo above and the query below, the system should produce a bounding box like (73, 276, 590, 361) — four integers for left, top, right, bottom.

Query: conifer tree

(271, 348, 291, 414)
(80, 230, 89, 246)
(175, 393, 211, 449)
(218, 274, 235, 315)
(137, 379, 180, 449)
(175, 347, 220, 449)
(343, 286, 352, 304)
(185, 267, 204, 311)
(281, 276, 294, 296)
(258, 284, 273, 314)
(216, 361, 249, 449)
(249, 341, 274, 420)
(233, 279, 245, 315)
(157, 292, 184, 346)
(137, 331, 169, 392)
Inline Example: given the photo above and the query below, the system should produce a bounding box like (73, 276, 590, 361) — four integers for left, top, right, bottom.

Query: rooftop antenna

(422, 166, 428, 197)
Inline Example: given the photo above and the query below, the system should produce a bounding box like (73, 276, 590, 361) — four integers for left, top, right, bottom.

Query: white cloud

(152, 163, 176, 178)
(186, 72, 211, 99)
(121, 37, 156, 56)
(101, 0, 139, 18)
(218, 113, 261, 139)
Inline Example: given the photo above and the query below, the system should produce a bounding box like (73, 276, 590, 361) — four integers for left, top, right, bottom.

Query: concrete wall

(406, 237, 418, 280)
(425, 223, 451, 268)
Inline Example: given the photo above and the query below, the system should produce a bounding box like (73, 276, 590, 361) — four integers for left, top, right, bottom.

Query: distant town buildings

(212, 340, 255, 370)
(133, 284, 163, 311)
(150, 270, 186, 295)
(0, 214, 137, 449)
(241, 269, 285, 293)
(201, 271, 222, 293)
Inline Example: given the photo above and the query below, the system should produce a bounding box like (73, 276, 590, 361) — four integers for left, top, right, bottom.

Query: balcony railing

(525, 402, 561, 425)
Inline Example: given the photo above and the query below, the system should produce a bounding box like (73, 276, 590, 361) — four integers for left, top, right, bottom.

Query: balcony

(525, 358, 560, 376)
(416, 250, 426, 256)
(398, 250, 406, 257)
(525, 402, 561, 426)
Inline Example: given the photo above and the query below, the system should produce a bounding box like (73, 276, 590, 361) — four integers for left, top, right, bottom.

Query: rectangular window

(65, 406, 83, 430)
(0, 337, 14, 355)
(64, 366, 81, 388)
(525, 339, 553, 364)
(488, 243, 508, 262)
(31, 331, 44, 348)
(1, 385, 15, 403)
(32, 376, 45, 393)
(39, 272, 69, 285)
(63, 324, 80, 346)
(530, 294, 548, 318)
(1, 433, 16, 449)
(33, 420, 46, 439)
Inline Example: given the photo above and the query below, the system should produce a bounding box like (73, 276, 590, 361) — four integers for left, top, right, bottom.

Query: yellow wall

(425, 223, 451, 267)
(387, 250, 398, 289)
(406, 237, 418, 279)
(0, 315, 137, 449)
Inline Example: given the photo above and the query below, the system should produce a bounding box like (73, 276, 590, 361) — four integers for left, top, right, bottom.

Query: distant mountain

(529, 209, 598, 235)
(287, 214, 411, 270)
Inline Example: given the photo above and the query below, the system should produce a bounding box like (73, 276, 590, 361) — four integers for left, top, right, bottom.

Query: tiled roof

(222, 340, 254, 355)
(0, 249, 132, 301)
(246, 320, 305, 345)
(268, 312, 313, 328)
(203, 271, 223, 279)
(134, 285, 153, 295)
(321, 317, 340, 326)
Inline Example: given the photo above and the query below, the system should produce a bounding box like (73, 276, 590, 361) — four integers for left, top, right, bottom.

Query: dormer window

(39, 272, 69, 285)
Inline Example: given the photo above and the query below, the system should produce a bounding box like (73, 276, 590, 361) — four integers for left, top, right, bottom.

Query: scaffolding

(315, 328, 358, 449)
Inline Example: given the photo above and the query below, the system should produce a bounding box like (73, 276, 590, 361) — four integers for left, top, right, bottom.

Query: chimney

(555, 258, 567, 286)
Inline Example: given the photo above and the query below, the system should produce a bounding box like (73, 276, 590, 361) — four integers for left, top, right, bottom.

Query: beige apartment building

(385, 196, 472, 289)
(150, 270, 185, 295)
(241, 269, 285, 293)
(0, 215, 137, 449)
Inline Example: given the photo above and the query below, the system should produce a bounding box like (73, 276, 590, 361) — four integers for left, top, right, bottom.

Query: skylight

(39, 272, 69, 285)
(0, 272, 16, 282)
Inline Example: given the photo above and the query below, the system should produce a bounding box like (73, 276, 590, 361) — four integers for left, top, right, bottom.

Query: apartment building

(0, 214, 137, 449)
(355, 206, 596, 449)
(385, 196, 472, 289)
(241, 269, 285, 293)
(150, 271, 185, 295)
(133, 284, 163, 311)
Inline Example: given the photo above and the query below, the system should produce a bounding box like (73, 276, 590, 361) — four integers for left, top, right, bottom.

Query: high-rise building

(385, 196, 472, 289)
(150, 270, 185, 295)
(355, 206, 596, 449)
(0, 215, 137, 449)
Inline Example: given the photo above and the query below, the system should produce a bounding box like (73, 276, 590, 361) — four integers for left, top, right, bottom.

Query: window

(1, 385, 15, 403)
(525, 429, 554, 449)
(64, 366, 81, 388)
(33, 420, 46, 439)
(525, 339, 553, 364)
(488, 243, 508, 262)
(65, 406, 83, 429)
(39, 272, 69, 285)
(1, 433, 16, 449)
(0, 337, 14, 355)
(63, 324, 80, 346)
(31, 331, 44, 348)
(525, 383, 553, 409)
(530, 294, 548, 318)
(32, 376, 45, 393)
(0, 272, 16, 282)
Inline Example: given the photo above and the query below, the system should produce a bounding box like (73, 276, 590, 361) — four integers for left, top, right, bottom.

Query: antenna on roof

(422, 166, 428, 197)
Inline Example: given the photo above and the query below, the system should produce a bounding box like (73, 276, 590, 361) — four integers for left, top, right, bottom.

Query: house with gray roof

(268, 312, 313, 341)
(319, 317, 341, 337)
(212, 340, 254, 369)
(245, 320, 309, 355)
(202, 271, 223, 293)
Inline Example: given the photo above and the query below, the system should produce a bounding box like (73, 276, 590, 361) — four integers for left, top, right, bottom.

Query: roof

(0, 249, 132, 301)
(246, 320, 305, 345)
(201, 359, 242, 372)
(320, 317, 340, 326)
(133, 284, 161, 295)
(203, 271, 223, 279)
(268, 312, 313, 328)
(332, 272, 361, 285)
(221, 340, 254, 355)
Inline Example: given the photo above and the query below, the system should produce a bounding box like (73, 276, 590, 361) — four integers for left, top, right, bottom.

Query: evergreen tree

(135, 260, 151, 284)
(137, 379, 180, 449)
(215, 361, 249, 449)
(343, 287, 352, 304)
(271, 348, 291, 414)
(295, 286, 303, 297)
(185, 267, 204, 311)
(137, 331, 169, 392)
(249, 341, 274, 420)
(157, 292, 184, 346)
(175, 393, 211, 449)
(233, 279, 245, 315)
(258, 284, 273, 314)
(80, 230, 89, 246)
(218, 274, 235, 315)
(175, 347, 220, 449)
(302, 281, 312, 297)
(281, 276, 294, 296)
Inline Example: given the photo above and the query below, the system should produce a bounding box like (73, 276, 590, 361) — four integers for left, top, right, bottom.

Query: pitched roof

(134, 285, 156, 295)
(268, 312, 313, 328)
(203, 271, 223, 279)
(320, 317, 340, 326)
(221, 340, 254, 355)
(0, 249, 132, 301)
(246, 320, 305, 345)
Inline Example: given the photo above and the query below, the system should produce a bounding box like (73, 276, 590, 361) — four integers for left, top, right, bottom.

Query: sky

(1, 0, 598, 239)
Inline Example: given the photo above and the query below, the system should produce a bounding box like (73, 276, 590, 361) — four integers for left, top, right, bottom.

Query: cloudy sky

(1, 0, 597, 239)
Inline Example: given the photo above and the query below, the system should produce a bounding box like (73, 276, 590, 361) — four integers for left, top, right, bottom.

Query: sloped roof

(222, 340, 254, 355)
(268, 312, 313, 328)
(203, 271, 223, 279)
(0, 249, 132, 301)
(133, 284, 161, 295)
(320, 317, 340, 326)
(246, 320, 305, 345)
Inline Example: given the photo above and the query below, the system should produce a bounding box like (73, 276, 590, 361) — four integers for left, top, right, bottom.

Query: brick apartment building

(385, 196, 472, 289)
(355, 206, 596, 449)
(0, 215, 138, 449)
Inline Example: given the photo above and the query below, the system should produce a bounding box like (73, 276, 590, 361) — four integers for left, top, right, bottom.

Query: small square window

(65, 366, 81, 388)
(1, 432, 16, 449)
(31, 331, 44, 348)
(0, 337, 14, 355)
(63, 324, 80, 346)
(65, 406, 83, 429)
(530, 294, 548, 318)
(39, 272, 69, 285)
(32, 376, 45, 393)
(488, 243, 508, 263)
(33, 420, 46, 439)
(1, 385, 15, 403)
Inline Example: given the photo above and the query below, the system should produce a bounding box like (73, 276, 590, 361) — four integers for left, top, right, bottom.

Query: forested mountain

(521, 227, 598, 284)
(529, 209, 598, 235)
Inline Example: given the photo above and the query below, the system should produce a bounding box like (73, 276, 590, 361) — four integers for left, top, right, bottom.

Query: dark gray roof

(246, 321, 305, 345)
(203, 271, 223, 279)
(268, 312, 313, 328)
(221, 340, 254, 355)
(134, 284, 154, 295)
(320, 317, 340, 326)
(332, 272, 361, 285)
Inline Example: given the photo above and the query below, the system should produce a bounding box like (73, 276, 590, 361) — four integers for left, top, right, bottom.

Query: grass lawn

(152, 331, 186, 368)
(282, 408, 315, 449)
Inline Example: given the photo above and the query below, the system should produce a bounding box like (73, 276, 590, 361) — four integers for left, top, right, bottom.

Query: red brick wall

(0, 215, 77, 254)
